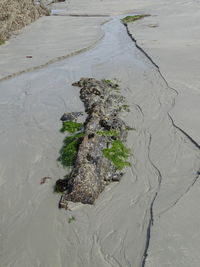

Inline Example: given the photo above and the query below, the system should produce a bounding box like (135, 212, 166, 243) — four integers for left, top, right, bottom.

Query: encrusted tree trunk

(58, 78, 130, 209)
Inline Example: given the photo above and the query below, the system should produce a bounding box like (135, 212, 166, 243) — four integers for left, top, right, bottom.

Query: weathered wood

(58, 78, 129, 208)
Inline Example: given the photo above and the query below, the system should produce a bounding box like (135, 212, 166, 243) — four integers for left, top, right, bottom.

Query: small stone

(60, 112, 83, 122)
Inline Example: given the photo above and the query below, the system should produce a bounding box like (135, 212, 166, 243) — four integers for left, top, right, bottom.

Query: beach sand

(127, 1, 200, 265)
(0, 1, 199, 266)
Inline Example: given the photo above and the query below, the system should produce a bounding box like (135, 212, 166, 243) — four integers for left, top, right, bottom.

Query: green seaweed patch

(60, 121, 83, 133)
(121, 14, 150, 25)
(68, 216, 76, 223)
(102, 140, 131, 170)
(0, 40, 5, 45)
(102, 79, 120, 91)
(58, 132, 85, 167)
(121, 104, 130, 112)
(97, 130, 120, 137)
(103, 79, 114, 85)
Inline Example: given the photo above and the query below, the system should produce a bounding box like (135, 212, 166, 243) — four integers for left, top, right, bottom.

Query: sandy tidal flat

(0, 1, 200, 266)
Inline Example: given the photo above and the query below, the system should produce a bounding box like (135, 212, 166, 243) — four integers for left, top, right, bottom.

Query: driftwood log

(58, 78, 130, 208)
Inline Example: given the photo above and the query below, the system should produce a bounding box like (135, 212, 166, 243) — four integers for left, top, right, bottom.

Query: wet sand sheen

(0, 17, 199, 267)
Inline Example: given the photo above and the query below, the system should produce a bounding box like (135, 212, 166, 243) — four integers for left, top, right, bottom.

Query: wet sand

(0, 1, 200, 267)
(127, 0, 200, 265)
